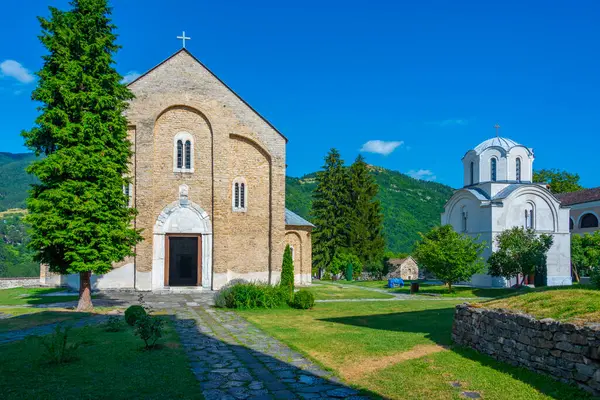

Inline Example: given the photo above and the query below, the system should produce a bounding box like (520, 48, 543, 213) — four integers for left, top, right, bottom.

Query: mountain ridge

(0, 152, 454, 253)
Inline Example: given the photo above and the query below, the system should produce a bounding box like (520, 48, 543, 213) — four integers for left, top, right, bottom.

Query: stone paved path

(172, 294, 369, 399)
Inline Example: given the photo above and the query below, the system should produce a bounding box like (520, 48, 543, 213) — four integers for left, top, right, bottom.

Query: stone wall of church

(123, 50, 286, 290)
(284, 226, 312, 285)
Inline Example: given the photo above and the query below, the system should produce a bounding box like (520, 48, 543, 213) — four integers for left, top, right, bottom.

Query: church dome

(473, 137, 521, 155)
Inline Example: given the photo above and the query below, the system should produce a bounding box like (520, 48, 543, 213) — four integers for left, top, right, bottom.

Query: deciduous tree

(533, 169, 583, 194)
(488, 227, 553, 286)
(571, 232, 600, 281)
(413, 225, 485, 292)
(23, 0, 142, 311)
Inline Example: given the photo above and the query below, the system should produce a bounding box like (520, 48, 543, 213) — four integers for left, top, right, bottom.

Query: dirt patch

(340, 344, 448, 381)
(164, 341, 180, 349)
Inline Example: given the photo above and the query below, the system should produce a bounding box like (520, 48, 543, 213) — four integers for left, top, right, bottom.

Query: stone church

(442, 136, 571, 287)
(41, 49, 313, 291)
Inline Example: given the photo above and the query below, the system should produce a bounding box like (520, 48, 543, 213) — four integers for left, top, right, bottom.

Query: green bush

(221, 282, 289, 309)
(590, 266, 600, 288)
(38, 325, 80, 364)
(345, 264, 353, 281)
(291, 289, 315, 309)
(281, 245, 295, 299)
(134, 315, 165, 350)
(104, 315, 124, 332)
(125, 305, 147, 326)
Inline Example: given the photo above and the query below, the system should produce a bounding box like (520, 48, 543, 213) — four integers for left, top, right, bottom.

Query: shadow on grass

(319, 308, 591, 400)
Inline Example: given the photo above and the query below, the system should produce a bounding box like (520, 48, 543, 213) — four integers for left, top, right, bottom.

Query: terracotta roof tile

(555, 187, 600, 206)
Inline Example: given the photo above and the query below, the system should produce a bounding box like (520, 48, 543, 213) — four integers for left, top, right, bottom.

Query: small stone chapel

(41, 49, 313, 291)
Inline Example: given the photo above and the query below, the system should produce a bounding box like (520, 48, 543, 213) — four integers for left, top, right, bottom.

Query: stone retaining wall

(452, 303, 600, 395)
(0, 277, 43, 289)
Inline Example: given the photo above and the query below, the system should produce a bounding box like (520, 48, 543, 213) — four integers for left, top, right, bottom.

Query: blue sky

(1, 0, 598, 189)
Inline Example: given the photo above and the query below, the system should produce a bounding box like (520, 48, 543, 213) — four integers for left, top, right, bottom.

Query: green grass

(0, 317, 202, 400)
(483, 286, 600, 323)
(238, 301, 590, 399)
(342, 280, 525, 298)
(0, 307, 95, 333)
(307, 284, 394, 300)
(0, 287, 90, 306)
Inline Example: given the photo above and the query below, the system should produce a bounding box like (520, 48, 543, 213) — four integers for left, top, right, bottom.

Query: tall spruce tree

(311, 149, 349, 275)
(348, 155, 385, 265)
(23, 0, 142, 311)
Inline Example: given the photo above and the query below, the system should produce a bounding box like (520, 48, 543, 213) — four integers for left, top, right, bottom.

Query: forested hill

(287, 166, 454, 253)
(0, 153, 38, 211)
(0, 153, 454, 254)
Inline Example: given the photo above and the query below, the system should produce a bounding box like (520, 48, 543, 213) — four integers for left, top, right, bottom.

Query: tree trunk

(77, 271, 93, 312)
(447, 282, 452, 292)
(572, 264, 580, 283)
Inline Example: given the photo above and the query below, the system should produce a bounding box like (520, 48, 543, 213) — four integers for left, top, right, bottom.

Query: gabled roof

(126, 49, 287, 142)
(285, 209, 315, 228)
(555, 187, 600, 206)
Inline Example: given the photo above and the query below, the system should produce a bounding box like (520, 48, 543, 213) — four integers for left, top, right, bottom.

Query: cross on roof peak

(177, 31, 191, 49)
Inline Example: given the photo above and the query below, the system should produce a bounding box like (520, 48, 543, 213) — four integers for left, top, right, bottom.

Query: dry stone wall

(453, 303, 600, 395)
(0, 277, 43, 289)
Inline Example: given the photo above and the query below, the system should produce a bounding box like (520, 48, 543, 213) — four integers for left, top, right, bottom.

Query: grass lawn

(483, 286, 600, 324)
(0, 307, 121, 333)
(0, 317, 202, 400)
(238, 300, 590, 399)
(341, 280, 526, 298)
(307, 284, 394, 300)
(0, 287, 92, 306)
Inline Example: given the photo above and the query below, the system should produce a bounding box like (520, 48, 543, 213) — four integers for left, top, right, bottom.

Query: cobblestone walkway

(172, 294, 369, 399)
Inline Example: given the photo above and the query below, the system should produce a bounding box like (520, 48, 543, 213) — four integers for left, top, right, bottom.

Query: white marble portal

(151, 199, 212, 290)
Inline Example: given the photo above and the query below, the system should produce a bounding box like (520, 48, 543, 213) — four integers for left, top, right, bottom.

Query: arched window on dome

(184, 141, 191, 169)
(469, 162, 474, 185)
(490, 158, 497, 182)
(176, 140, 183, 169)
(232, 177, 247, 212)
(580, 213, 599, 229)
(516, 158, 521, 182)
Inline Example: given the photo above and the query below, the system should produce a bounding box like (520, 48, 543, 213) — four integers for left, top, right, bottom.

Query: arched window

(469, 162, 474, 185)
(173, 132, 194, 172)
(289, 245, 295, 261)
(570, 218, 574, 231)
(176, 140, 183, 169)
(490, 158, 497, 182)
(184, 141, 191, 169)
(581, 213, 599, 229)
(232, 177, 247, 212)
(461, 207, 468, 232)
(524, 203, 535, 229)
(516, 158, 521, 181)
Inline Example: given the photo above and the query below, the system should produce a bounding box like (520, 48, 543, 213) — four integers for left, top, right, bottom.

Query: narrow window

(290, 245, 295, 261)
(176, 140, 183, 169)
(570, 218, 574, 231)
(470, 162, 474, 185)
(491, 158, 497, 182)
(184, 140, 191, 169)
(234, 183, 240, 209)
(516, 158, 521, 181)
(240, 183, 245, 208)
(529, 209, 534, 229)
(462, 210, 468, 232)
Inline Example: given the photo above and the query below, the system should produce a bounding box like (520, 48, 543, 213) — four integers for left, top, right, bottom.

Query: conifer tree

(311, 149, 349, 275)
(348, 155, 385, 265)
(280, 244, 295, 299)
(23, 0, 142, 311)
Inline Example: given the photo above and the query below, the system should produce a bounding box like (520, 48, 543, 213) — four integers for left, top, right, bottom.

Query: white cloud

(0, 60, 35, 83)
(360, 140, 404, 156)
(407, 169, 437, 181)
(121, 71, 141, 84)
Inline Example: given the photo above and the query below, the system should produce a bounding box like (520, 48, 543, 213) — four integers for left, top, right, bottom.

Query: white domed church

(441, 136, 572, 287)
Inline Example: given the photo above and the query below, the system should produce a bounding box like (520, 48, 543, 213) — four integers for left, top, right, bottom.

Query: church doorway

(165, 234, 202, 286)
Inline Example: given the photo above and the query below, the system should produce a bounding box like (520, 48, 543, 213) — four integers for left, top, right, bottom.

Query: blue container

(387, 278, 405, 288)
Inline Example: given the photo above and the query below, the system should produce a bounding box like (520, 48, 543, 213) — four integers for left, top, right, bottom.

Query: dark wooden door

(167, 236, 200, 286)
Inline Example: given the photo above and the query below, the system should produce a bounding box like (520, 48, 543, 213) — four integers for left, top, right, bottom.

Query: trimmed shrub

(345, 264, 353, 281)
(281, 245, 295, 299)
(125, 305, 147, 326)
(291, 290, 315, 309)
(134, 315, 165, 350)
(214, 279, 249, 308)
(221, 282, 289, 309)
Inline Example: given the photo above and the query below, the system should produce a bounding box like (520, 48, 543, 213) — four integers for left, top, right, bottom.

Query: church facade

(41, 49, 313, 291)
(442, 137, 572, 287)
